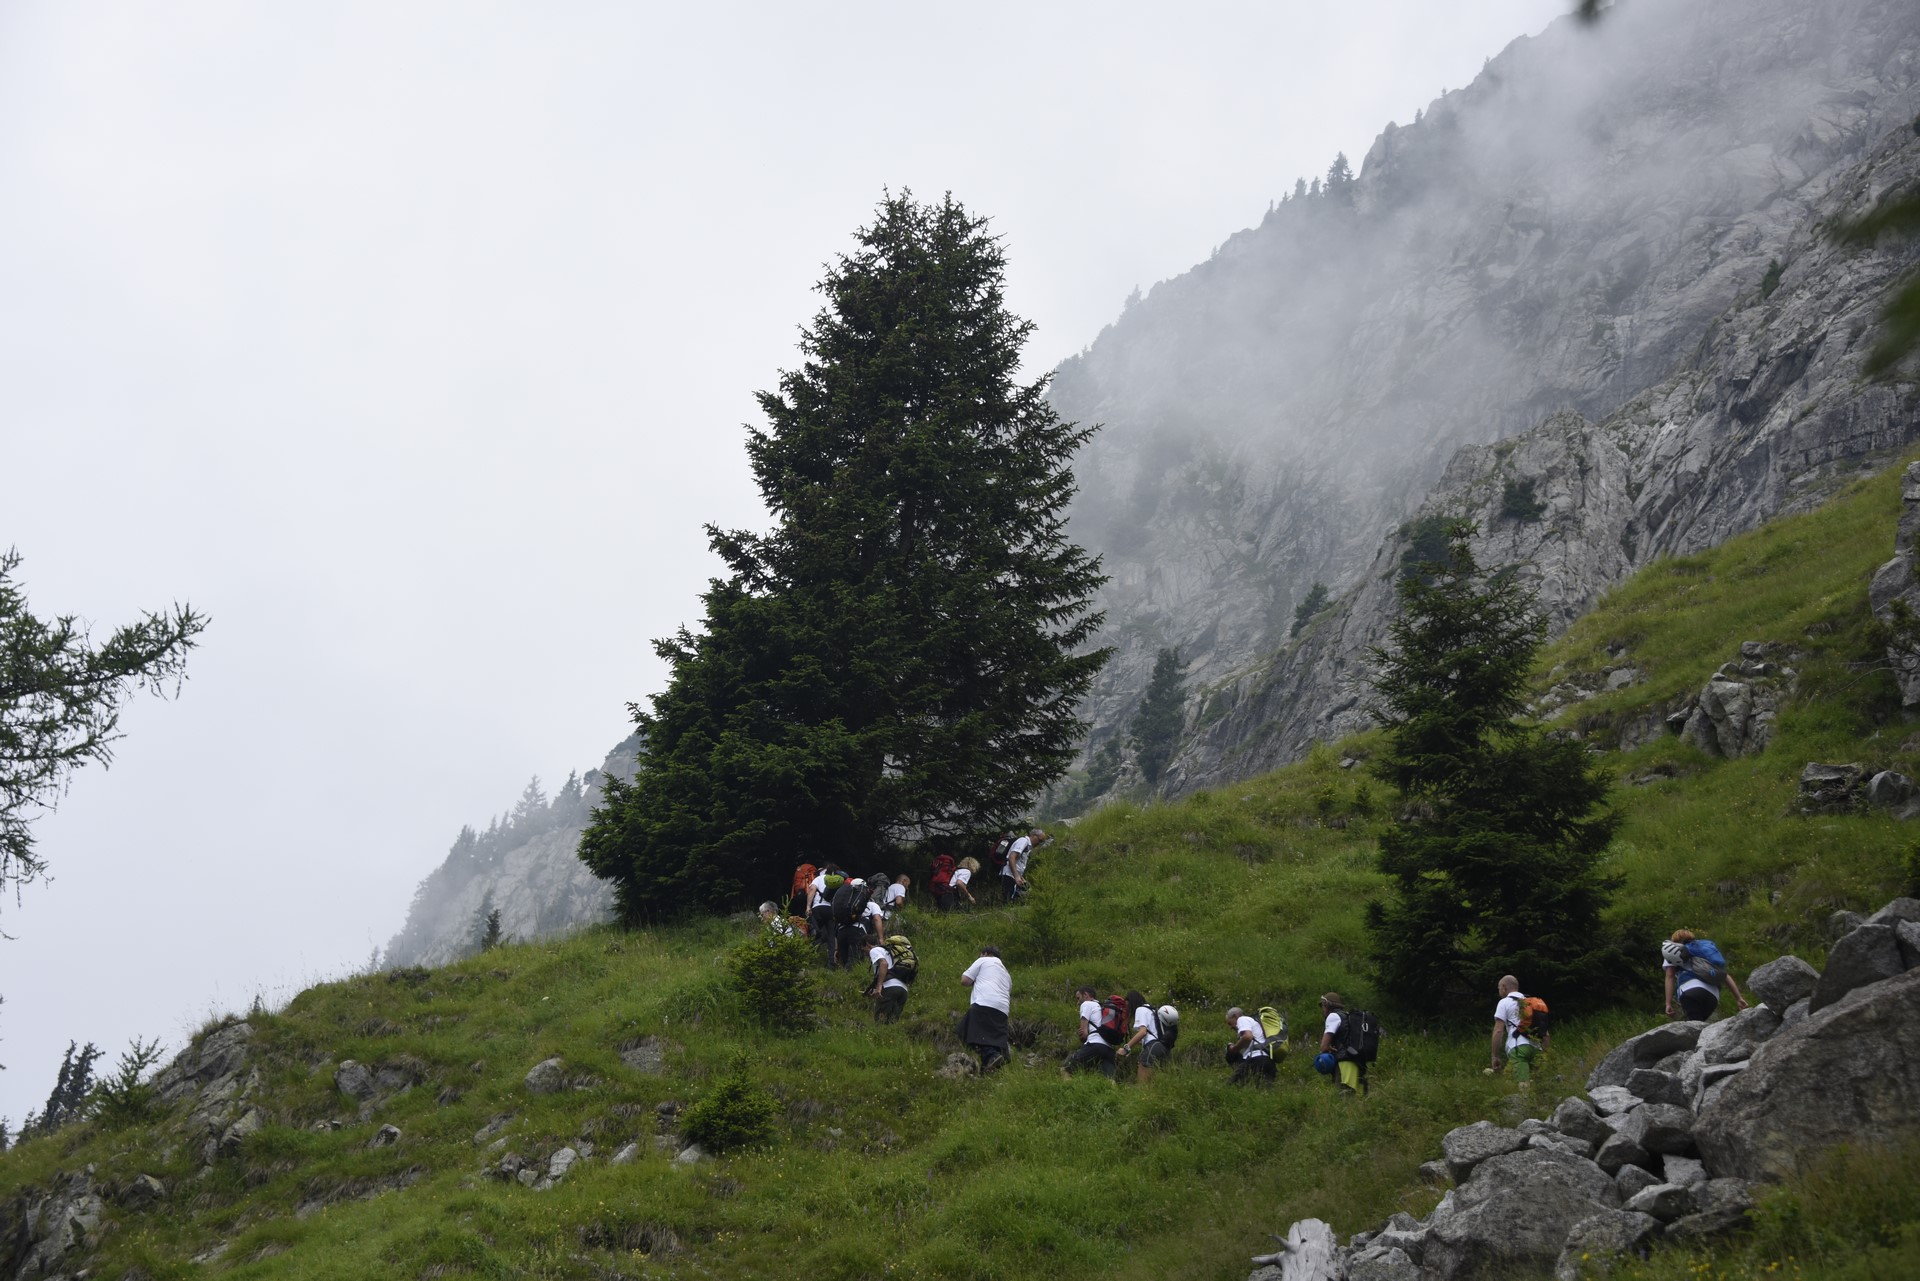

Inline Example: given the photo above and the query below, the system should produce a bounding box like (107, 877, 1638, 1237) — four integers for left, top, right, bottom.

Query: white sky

(0, 0, 1570, 1122)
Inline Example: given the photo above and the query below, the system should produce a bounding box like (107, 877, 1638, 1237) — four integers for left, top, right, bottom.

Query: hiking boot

(982, 1051, 1009, 1073)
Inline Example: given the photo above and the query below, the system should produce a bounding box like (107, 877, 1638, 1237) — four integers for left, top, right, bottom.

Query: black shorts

(874, 985, 908, 1022)
(1230, 1054, 1276, 1086)
(1678, 985, 1719, 1022)
(1139, 1039, 1171, 1068)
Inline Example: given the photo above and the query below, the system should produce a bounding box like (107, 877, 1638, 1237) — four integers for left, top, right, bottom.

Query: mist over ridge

(1052, 0, 1920, 780)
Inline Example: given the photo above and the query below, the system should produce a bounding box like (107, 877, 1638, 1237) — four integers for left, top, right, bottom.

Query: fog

(0, 0, 1570, 1123)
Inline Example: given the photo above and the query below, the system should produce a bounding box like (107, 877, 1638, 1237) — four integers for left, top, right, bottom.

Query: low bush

(727, 931, 818, 1031)
(680, 1059, 778, 1154)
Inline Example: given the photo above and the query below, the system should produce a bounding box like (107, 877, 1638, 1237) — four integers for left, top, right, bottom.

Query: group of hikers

(756, 834, 1749, 1093)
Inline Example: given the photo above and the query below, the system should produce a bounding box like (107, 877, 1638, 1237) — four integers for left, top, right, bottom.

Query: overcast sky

(0, 0, 1571, 1122)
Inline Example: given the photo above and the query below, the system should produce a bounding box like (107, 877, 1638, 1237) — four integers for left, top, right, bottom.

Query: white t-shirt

(862, 899, 886, 933)
(1323, 1010, 1344, 1040)
(962, 956, 1011, 1012)
(1133, 1005, 1160, 1043)
(951, 867, 972, 890)
(1495, 993, 1532, 1051)
(1005, 836, 1032, 878)
(868, 945, 908, 991)
(1237, 1014, 1269, 1057)
(1079, 998, 1105, 1045)
(884, 883, 907, 908)
(808, 874, 827, 907)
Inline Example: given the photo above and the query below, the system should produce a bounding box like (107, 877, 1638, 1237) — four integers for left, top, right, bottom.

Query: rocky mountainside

(382, 737, 639, 968)
(1054, 0, 1920, 794)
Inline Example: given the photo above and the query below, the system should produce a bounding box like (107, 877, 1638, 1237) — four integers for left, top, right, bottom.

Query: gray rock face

(1442, 1121, 1529, 1183)
(1348, 1246, 1420, 1281)
(1867, 771, 1914, 807)
(1680, 673, 1780, 757)
(383, 738, 641, 967)
(335, 1061, 377, 1102)
(0, 1167, 106, 1280)
(1625, 1068, 1688, 1108)
(1868, 897, 1920, 926)
(1587, 1085, 1641, 1116)
(1873, 464, 1920, 706)
(1800, 763, 1866, 813)
(1808, 924, 1907, 1013)
(1061, 0, 1920, 799)
(1553, 1210, 1659, 1281)
(1595, 1132, 1655, 1176)
(1614, 1164, 1663, 1200)
(1746, 956, 1820, 1013)
(1696, 1005, 1781, 1066)
(1589, 1024, 1702, 1091)
(1898, 920, 1920, 970)
(1662, 1155, 1708, 1188)
(368, 1124, 401, 1149)
(119, 1174, 166, 1208)
(523, 1058, 567, 1095)
(1637, 1104, 1696, 1155)
(150, 1021, 254, 1107)
(1697, 966, 1920, 1181)
(1424, 1147, 1621, 1281)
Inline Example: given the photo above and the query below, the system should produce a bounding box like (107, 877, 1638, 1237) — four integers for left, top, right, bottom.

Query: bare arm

(1490, 1018, 1506, 1069)
(1663, 967, 1677, 1017)
(1726, 973, 1749, 1009)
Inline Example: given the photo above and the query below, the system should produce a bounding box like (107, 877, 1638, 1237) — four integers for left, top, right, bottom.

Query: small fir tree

(1365, 522, 1627, 1008)
(1291, 582, 1331, 638)
(1128, 648, 1187, 786)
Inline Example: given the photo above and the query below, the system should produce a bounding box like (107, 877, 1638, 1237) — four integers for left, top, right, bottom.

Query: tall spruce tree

(581, 194, 1109, 921)
(1128, 647, 1186, 786)
(1365, 522, 1626, 1008)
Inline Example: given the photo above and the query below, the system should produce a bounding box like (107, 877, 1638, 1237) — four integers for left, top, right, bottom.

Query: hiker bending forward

(1662, 928, 1750, 1022)
(1064, 987, 1118, 1078)
(1224, 1007, 1275, 1085)
(957, 946, 1012, 1071)
(1318, 992, 1368, 1096)
(866, 942, 910, 1023)
(1121, 991, 1167, 1084)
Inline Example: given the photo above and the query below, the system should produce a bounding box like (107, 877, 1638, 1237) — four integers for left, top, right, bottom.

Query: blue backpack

(1683, 939, 1729, 983)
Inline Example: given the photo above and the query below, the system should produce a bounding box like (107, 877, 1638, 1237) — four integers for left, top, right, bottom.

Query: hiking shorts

(874, 985, 908, 1023)
(1139, 1039, 1171, 1069)
(1065, 1040, 1118, 1078)
(1230, 1053, 1276, 1086)
(1678, 986, 1719, 1022)
(1508, 1042, 1542, 1081)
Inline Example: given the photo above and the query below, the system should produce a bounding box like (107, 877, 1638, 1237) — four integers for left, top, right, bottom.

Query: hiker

(860, 880, 888, 945)
(1224, 1006, 1275, 1085)
(1063, 986, 1121, 1078)
(949, 857, 980, 909)
(930, 854, 957, 911)
(831, 877, 875, 970)
(1486, 976, 1545, 1087)
(758, 902, 797, 936)
(1318, 992, 1368, 1095)
(884, 874, 910, 929)
(1662, 928, 1751, 1022)
(1002, 828, 1047, 903)
(788, 863, 818, 922)
(866, 935, 915, 1023)
(957, 945, 1013, 1071)
(807, 864, 843, 961)
(1120, 991, 1168, 1083)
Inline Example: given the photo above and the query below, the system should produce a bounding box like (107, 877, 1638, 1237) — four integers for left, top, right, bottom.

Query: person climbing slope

(957, 945, 1012, 1071)
(1662, 928, 1751, 1022)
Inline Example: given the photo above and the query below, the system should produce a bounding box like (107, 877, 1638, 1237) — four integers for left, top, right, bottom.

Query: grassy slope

(5, 458, 1920, 1281)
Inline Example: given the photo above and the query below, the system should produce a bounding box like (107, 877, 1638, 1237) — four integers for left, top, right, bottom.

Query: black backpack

(989, 836, 1013, 875)
(831, 882, 862, 924)
(1336, 1010, 1382, 1063)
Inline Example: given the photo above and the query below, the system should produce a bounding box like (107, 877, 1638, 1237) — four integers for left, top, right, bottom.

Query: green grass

(6, 455, 1920, 1279)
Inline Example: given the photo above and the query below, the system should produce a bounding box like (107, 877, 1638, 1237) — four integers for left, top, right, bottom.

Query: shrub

(1014, 897, 1074, 965)
(727, 932, 819, 1032)
(88, 1037, 166, 1130)
(1760, 257, 1783, 299)
(680, 1059, 778, 1154)
(1500, 478, 1546, 522)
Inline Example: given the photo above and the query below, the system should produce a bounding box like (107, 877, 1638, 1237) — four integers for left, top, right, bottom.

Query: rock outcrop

(1251, 894, 1920, 1281)
(1049, 0, 1920, 797)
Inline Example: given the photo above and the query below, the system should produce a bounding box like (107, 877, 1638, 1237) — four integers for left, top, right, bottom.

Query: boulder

(150, 1021, 255, 1106)
(1605, 1106, 1651, 1145)
(1529, 1133, 1595, 1159)
(1868, 772, 1915, 808)
(672, 1144, 707, 1166)
(1898, 920, 1920, 970)
(1638, 1104, 1696, 1155)
(1780, 997, 1811, 1029)
(1587, 1024, 1703, 1091)
(1663, 1206, 1752, 1242)
(1799, 763, 1864, 812)
(1681, 676, 1777, 757)
(1696, 1005, 1781, 1065)
(368, 1124, 401, 1149)
(610, 1142, 640, 1165)
(1587, 1086, 1641, 1117)
(218, 1107, 265, 1157)
(1746, 956, 1820, 1013)
(119, 1174, 166, 1207)
(1692, 1178, 1755, 1216)
(1808, 924, 1906, 1013)
(1698, 1061, 1749, 1112)
(1371, 1218, 1425, 1263)
(334, 1060, 377, 1102)
(1614, 1164, 1663, 1200)
(1696, 967, 1920, 1181)
(1423, 1147, 1621, 1281)
(1625, 1069, 1689, 1108)
(1419, 1160, 1452, 1187)
(1867, 897, 1920, 927)
(546, 1147, 579, 1183)
(1551, 1097, 1615, 1147)
(1552, 1210, 1660, 1281)
(523, 1058, 567, 1095)
(1596, 1132, 1655, 1176)
(620, 1036, 667, 1074)
(1662, 1155, 1708, 1188)
(1347, 1246, 1419, 1281)
(1623, 1183, 1694, 1222)
(1442, 1121, 1529, 1183)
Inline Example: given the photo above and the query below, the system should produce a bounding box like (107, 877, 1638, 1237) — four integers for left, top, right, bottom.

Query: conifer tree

(1128, 647, 1187, 786)
(582, 193, 1109, 920)
(1365, 522, 1626, 1007)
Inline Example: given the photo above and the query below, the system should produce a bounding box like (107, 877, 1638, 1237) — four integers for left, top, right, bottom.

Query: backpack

(930, 854, 955, 893)
(1156, 1003, 1181, 1049)
(1683, 939, 1729, 984)
(789, 863, 818, 913)
(1257, 1006, 1288, 1059)
(831, 882, 861, 924)
(989, 836, 1013, 875)
(883, 936, 918, 982)
(1097, 995, 1130, 1044)
(822, 871, 848, 894)
(1336, 1010, 1382, 1063)
(1515, 995, 1551, 1039)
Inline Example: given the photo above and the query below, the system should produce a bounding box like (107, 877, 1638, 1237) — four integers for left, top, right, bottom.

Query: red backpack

(930, 854, 955, 893)
(790, 863, 818, 910)
(1097, 995, 1130, 1044)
